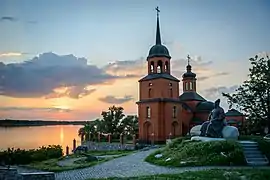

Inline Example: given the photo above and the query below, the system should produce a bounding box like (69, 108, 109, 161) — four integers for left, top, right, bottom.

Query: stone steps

(239, 141, 269, 166)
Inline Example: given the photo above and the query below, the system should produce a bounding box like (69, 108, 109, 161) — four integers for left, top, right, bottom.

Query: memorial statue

(200, 99, 226, 138)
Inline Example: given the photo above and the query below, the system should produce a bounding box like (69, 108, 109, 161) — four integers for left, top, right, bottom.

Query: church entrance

(143, 121, 152, 143)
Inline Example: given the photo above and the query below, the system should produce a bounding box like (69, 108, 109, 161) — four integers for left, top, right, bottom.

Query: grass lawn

(145, 137, 246, 167)
(88, 169, 270, 180)
(23, 157, 112, 172)
(24, 150, 135, 172)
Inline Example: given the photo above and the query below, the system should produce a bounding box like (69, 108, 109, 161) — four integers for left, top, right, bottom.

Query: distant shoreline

(0, 119, 87, 127)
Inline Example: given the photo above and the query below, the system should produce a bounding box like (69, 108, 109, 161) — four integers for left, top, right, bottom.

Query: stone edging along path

(54, 149, 270, 180)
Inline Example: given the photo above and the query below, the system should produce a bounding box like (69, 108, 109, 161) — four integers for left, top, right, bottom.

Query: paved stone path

(57, 155, 122, 167)
(55, 149, 270, 180)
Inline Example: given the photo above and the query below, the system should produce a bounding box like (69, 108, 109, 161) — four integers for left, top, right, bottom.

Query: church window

(165, 61, 169, 72)
(146, 107, 151, 118)
(185, 82, 189, 91)
(148, 88, 152, 98)
(150, 61, 154, 73)
(173, 106, 177, 118)
(189, 82, 193, 90)
(170, 88, 173, 97)
(157, 60, 163, 73)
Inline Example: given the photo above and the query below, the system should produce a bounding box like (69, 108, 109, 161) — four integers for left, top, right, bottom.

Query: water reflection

(0, 125, 82, 151)
(60, 126, 64, 145)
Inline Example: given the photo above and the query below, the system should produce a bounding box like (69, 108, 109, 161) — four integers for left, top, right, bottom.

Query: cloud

(197, 72, 229, 81)
(103, 56, 214, 78)
(103, 57, 145, 77)
(0, 16, 17, 22)
(0, 52, 132, 98)
(202, 85, 239, 98)
(0, 52, 24, 57)
(99, 95, 134, 104)
(200, 85, 239, 111)
(0, 106, 72, 113)
(44, 86, 96, 99)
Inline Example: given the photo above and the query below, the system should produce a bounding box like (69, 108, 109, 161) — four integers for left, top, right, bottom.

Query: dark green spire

(147, 6, 171, 60)
(155, 6, 161, 45)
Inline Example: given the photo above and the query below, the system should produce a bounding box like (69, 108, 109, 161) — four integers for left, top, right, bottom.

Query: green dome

(182, 68, 196, 78)
(196, 101, 214, 112)
(147, 44, 171, 59)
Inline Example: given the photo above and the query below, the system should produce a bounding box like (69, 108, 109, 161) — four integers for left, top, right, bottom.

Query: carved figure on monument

(200, 99, 226, 138)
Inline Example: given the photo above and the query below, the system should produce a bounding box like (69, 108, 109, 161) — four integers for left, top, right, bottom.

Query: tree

(120, 115, 139, 136)
(101, 105, 125, 135)
(222, 54, 270, 134)
(78, 127, 85, 142)
(78, 122, 96, 141)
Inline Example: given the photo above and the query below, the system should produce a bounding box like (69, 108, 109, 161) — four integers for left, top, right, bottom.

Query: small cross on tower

(155, 6, 160, 17)
(187, 55, 191, 65)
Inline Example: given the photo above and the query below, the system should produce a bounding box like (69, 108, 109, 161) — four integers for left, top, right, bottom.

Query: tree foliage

(78, 105, 138, 141)
(222, 54, 270, 134)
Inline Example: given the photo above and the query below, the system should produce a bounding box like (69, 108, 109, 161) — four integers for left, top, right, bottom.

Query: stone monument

(190, 99, 239, 141)
(200, 99, 226, 138)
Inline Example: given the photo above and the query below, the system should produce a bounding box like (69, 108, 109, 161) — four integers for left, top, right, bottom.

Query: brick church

(136, 8, 245, 143)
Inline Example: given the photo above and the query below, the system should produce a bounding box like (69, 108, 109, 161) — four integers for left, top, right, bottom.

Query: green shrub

(145, 137, 246, 167)
(0, 145, 63, 165)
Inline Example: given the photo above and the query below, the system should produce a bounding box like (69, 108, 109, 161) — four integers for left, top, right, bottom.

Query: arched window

(185, 82, 189, 91)
(150, 61, 154, 73)
(157, 60, 163, 73)
(189, 82, 193, 90)
(165, 61, 169, 72)
(170, 88, 173, 97)
(173, 106, 177, 118)
(148, 88, 152, 98)
(146, 107, 151, 118)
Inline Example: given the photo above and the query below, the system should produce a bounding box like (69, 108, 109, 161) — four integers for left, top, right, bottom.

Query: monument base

(191, 136, 226, 142)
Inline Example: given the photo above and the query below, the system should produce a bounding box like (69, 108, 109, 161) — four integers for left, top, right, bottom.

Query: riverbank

(0, 119, 88, 127)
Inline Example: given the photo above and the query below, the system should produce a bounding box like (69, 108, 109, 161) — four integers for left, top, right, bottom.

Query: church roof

(225, 109, 243, 117)
(196, 101, 214, 112)
(179, 91, 206, 102)
(138, 73, 180, 82)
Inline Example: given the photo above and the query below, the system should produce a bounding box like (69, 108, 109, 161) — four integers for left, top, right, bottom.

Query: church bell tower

(136, 7, 182, 144)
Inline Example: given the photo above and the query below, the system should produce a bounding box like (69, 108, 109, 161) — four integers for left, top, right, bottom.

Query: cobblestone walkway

(55, 149, 270, 180)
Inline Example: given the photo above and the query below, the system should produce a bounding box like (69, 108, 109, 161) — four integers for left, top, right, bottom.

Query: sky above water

(0, 0, 269, 120)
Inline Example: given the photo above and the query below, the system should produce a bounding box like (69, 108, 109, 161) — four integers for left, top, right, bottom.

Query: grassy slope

(88, 169, 270, 180)
(145, 138, 246, 167)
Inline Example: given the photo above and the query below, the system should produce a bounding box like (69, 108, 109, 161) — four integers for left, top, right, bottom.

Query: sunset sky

(0, 0, 270, 120)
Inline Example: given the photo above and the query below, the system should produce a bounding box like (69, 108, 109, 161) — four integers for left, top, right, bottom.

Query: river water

(0, 125, 82, 151)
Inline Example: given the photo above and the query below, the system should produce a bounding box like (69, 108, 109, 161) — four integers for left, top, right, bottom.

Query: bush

(145, 137, 246, 167)
(0, 145, 63, 165)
